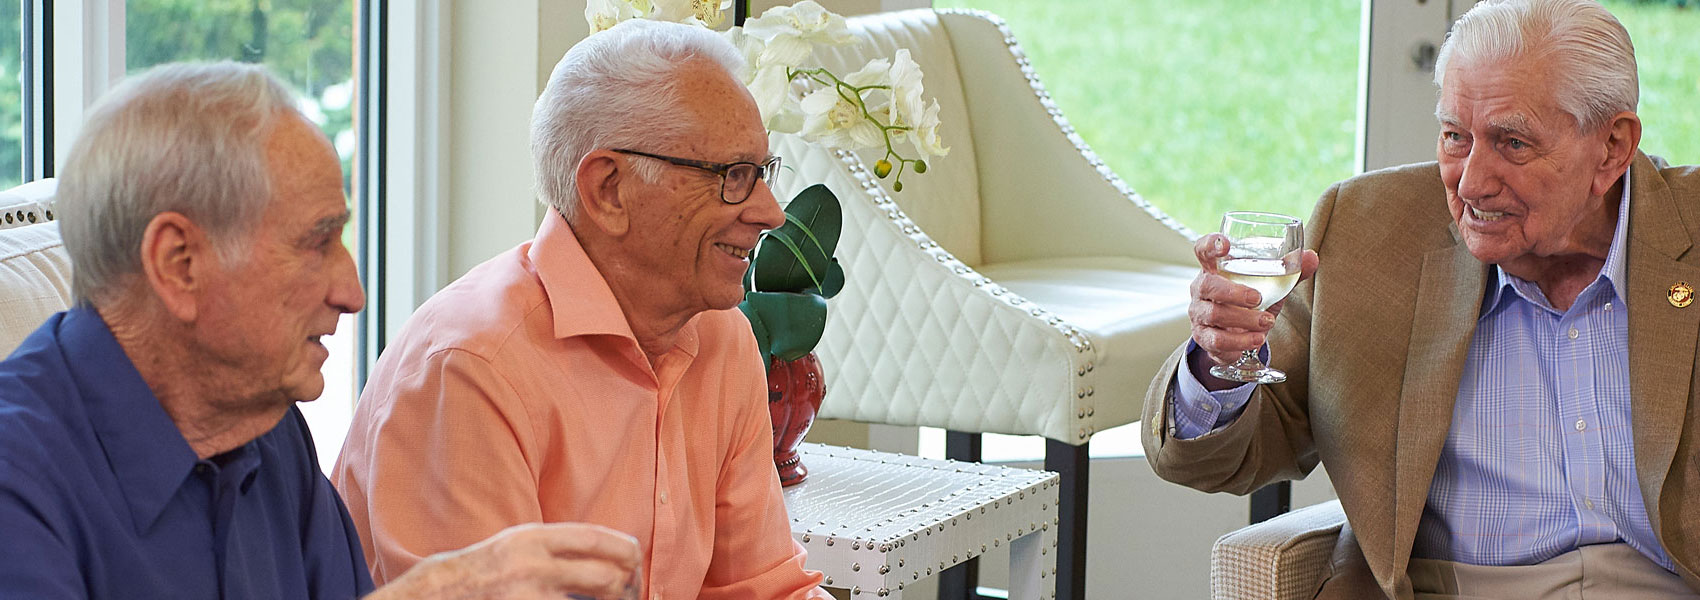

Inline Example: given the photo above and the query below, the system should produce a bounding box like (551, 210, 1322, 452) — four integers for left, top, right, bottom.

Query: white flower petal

(759, 35, 813, 69)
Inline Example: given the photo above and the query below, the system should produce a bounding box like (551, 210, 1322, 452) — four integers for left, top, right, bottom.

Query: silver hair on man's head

(1434, 0, 1638, 133)
(529, 18, 747, 223)
(57, 61, 302, 305)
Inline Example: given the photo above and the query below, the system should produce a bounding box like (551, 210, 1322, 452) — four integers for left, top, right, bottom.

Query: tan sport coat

(1142, 154, 1700, 599)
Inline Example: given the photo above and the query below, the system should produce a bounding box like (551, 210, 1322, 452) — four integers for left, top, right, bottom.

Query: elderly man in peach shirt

(333, 19, 829, 600)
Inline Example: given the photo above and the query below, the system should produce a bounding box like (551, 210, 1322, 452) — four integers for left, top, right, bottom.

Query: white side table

(782, 443, 1061, 599)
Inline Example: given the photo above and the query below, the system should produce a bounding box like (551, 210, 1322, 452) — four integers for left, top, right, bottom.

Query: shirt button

(1575, 419, 1587, 432)
(1604, 302, 1613, 311)
(1202, 402, 1216, 412)
(1567, 327, 1579, 340)
(659, 491, 669, 505)
(1586, 499, 1596, 510)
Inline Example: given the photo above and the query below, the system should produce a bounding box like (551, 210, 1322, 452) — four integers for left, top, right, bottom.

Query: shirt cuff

(1170, 340, 1260, 439)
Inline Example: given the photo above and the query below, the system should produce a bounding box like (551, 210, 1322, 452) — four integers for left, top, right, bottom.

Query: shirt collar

(528, 211, 700, 357)
(61, 305, 201, 534)
(1482, 170, 1632, 317)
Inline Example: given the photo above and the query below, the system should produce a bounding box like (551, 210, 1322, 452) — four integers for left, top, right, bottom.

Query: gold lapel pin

(1671, 282, 1694, 308)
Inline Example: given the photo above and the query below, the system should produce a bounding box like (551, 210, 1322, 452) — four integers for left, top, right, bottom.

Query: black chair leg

(1045, 439, 1088, 600)
(939, 431, 982, 600)
(1249, 481, 1291, 524)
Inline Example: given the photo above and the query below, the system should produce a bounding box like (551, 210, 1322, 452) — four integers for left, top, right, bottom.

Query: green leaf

(753, 184, 841, 292)
(807, 259, 845, 299)
(738, 297, 774, 361)
(741, 291, 827, 361)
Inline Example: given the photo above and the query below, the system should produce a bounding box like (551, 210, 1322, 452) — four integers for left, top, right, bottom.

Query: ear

(138, 212, 212, 323)
(574, 150, 633, 237)
(1592, 111, 1642, 197)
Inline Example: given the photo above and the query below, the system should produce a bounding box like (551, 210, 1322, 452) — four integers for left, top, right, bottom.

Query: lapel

(1622, 153, 1698, 540)
(1389, 232, 1487, 584)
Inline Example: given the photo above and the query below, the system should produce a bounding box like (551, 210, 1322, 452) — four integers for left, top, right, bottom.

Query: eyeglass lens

(721, 157, 780, 204)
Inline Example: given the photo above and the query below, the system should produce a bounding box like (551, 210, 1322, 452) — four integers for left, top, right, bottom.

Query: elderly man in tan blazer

(1142, 1, 1700, 598)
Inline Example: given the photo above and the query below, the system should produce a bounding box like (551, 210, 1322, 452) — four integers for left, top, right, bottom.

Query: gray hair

(57, 61, 301, 305)
(1434, 0, 1637, 133)
(530, 18, 746, 222)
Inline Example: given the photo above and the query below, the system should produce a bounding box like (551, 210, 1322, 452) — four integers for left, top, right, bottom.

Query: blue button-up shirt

(1174, 176, 1672, 569)
(0, 306, 375, 599)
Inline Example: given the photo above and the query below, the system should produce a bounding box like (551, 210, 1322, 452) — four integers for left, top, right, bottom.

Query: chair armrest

(938, 10, 1197, 267)
(1211, 499, 1345, 600)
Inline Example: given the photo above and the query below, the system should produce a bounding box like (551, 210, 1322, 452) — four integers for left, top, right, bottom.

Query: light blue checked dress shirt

(1173, 176, 1674, 570)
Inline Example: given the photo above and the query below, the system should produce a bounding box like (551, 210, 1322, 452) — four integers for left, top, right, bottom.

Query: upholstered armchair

(772, 9, 1198, 599)
(0, 179, 72, 355)
(1210, 500, 1346, 599)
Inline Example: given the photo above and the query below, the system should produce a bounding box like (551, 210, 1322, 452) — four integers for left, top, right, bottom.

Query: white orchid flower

(649, 0, 695, 21)
(876, 50, 947, 157)
(586, 0, 645, 33)
(747, 64, 796, 130)
(744, 1, 855, 44)
(799, 59, 888, 150)
(906, 100, 949, 157)
(885, 50, 926, 130)
(743, 1, 856, 69)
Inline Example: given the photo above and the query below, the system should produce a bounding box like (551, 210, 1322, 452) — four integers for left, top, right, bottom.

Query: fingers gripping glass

(1210, 211, 1304, 384)
(611, 148, 781, 204)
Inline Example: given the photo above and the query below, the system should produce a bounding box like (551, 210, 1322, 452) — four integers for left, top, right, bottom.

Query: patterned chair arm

(1211, 499, 1346, 600)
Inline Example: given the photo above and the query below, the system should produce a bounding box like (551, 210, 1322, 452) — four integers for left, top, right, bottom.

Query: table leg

(1007, 526, 1055, 600)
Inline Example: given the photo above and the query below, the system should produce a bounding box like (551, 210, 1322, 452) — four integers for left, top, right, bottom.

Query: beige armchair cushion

(1211, 499, 1346, 600)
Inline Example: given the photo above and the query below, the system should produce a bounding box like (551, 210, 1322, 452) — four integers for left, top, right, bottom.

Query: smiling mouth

(1470, 206, 1506, 221)
(715, 243, 753, 260)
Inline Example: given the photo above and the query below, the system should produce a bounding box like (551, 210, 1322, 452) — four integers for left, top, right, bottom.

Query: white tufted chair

(0, 179, 73, 356)
(772, 10, 1198, 599)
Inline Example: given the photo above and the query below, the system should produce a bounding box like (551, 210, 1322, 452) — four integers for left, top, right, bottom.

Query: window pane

(1602, 0, 1700, 166)
(1, 1, 22, 188)
(931, 1, 1360, 233)
(127, 0, 360, 472)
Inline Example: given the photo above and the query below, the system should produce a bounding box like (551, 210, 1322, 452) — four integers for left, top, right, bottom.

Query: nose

(328, 243, 367, 315)
(1454, 140, 1502, 202)
(743, 180, 787, 230)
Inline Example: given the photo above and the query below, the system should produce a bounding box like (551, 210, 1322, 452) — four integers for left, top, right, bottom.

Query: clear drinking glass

(1209, 211, 1304, 384)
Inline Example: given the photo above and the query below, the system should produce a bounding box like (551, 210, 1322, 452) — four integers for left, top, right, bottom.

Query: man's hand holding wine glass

(1187, 212, 1320, 391)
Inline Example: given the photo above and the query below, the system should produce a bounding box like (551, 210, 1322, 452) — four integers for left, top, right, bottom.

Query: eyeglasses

(611, 148, 782, 204)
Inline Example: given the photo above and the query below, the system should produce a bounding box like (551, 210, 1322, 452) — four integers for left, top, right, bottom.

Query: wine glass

(1209, 211, 1304, 384)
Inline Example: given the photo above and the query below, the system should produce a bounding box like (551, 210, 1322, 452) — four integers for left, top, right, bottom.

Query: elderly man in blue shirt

(0, 62, 641, 599)
(1144, 0, 1700, 598)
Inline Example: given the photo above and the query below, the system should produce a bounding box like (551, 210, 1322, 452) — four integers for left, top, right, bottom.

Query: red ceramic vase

(768, 353, 825, 487)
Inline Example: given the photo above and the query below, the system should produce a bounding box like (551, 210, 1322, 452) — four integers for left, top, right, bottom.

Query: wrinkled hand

(1188, 233, 1319, 368)
(372, 522, 642, 600)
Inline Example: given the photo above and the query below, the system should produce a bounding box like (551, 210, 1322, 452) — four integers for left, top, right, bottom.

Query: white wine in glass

(1210, 212, 1303, 383)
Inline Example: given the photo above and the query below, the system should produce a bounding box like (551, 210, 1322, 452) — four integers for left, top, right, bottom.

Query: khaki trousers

(1408, 543, 1699, 600)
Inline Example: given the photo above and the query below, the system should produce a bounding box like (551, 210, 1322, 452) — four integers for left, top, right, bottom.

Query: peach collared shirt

(333, 213, 826, 599)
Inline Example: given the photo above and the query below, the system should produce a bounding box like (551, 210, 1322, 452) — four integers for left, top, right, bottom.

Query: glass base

(1209, 364, 1287, 384)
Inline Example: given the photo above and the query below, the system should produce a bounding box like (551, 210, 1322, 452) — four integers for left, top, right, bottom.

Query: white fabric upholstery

(0, 179, 71, 356)
(783, 9, 1197, 443)
(1211, 500, 1346, 600)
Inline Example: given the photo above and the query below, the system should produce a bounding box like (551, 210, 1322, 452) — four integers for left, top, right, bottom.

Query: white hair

(1434, 0, 1638, 133)
(57, 61, 301, 305)
(530, 18, 746, 222)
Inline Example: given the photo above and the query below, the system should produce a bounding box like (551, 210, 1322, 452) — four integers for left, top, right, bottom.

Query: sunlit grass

(933, 0, 1700, 233)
